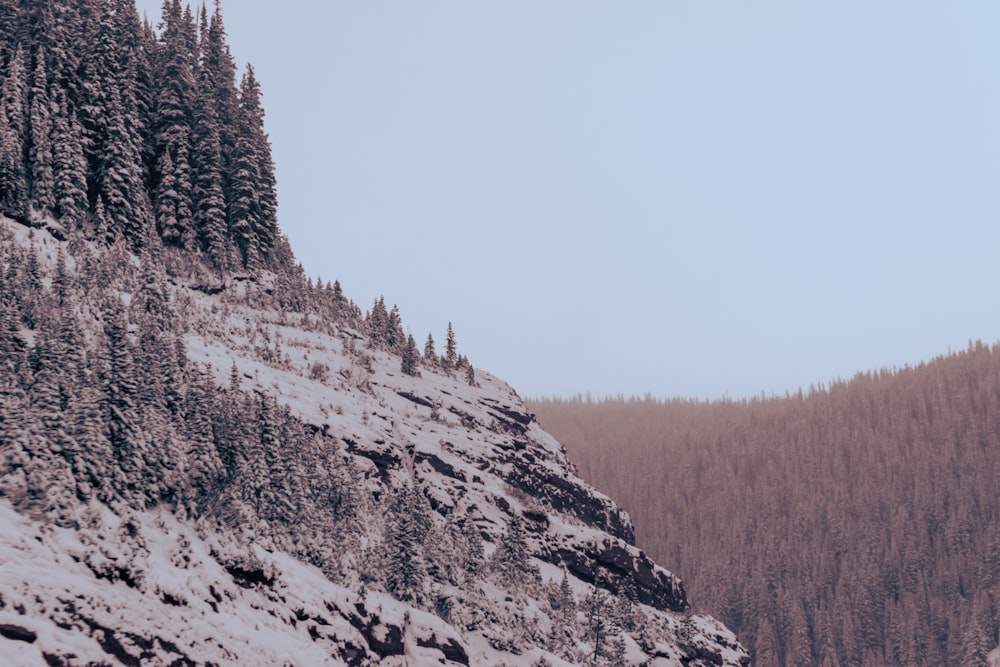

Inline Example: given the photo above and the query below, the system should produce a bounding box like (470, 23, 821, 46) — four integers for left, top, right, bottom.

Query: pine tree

(366, 297, 389, 347)
(585, 588, 610, 664)
(445, 321, 457, 369)
(151, 0, 197, 246)
(383, 487, 430, 604)
(191, 100, 229, 266)
(100, 298, 143, 499)
(200, 2, 238, 172)
(959, 612, 990, 667)
(239, 393, 275, 515)
(754, 617, 778, 667)
(0, 0, 16, 51)
(465, 363, 476, 387)
(401, 333, 420, 377)
(78, 0, 153, 247)
(386, 305, 404, 352)
(27, 47, 55, 217)
(82, 1, 153, 246)
(50, 92, 88, 228)
(606, 633, 627, 665)
(492, 514, 538, 588)
(423, 333, 437, 368)
(548, 566, 577, 652)
(52, 247, 69, 308)
(229, 63, 277, 268)
(183, 368, 224, 502)
(0, 45, 29, 222)
(154, 148, 181, 243)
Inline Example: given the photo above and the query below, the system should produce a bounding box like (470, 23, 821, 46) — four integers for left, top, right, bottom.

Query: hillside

(530, 350, 1000, 666)
(0, 213, 746, 665)
(0, 1, 746, 664)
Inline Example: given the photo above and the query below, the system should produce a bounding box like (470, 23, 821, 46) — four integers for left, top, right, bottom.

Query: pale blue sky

(136, 1, 1000, 400)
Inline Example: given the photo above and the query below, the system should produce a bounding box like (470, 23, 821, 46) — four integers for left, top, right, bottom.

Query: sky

(135, 1, 1000, 400)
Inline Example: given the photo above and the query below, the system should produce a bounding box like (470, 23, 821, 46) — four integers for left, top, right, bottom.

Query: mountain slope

(0, 215, 747, 666)
(0, 1, 747, 662)
(531, 353, 1000, 666)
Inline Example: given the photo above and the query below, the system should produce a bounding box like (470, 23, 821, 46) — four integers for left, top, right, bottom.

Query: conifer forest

(2, 1, 994, 666)
(532, 347, 1000, 666)
(0, 2, 750, 665)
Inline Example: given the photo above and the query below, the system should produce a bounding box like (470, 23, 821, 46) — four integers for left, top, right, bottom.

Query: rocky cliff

(0, 216, 747, 665)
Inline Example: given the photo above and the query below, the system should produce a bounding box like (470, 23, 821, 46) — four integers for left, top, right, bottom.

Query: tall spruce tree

(27, 47, 55, 217)
(151, 0, 197, 246)
(81, 0, 153, 246)
(445, 322, 457, 369)
(100, 297, 143, 498)
(50, 91, 87, 228)
(387, 304, 404, 352)
(0, 45, 29, 222)
(200, 2, 238, 174)
(229, 64, 277, 268)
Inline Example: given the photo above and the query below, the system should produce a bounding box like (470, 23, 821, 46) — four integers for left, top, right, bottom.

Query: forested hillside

(0, 0, 282, 271)
(531, 345, 1000, 666)
(0, 2, 750, 664)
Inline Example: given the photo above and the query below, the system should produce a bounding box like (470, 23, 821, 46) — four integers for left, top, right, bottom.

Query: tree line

(531, 349, 1000, 666)
(0, 0, 279, 271)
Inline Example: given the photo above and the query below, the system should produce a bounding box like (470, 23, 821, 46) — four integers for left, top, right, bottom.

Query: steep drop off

(0, 216, 746, 665)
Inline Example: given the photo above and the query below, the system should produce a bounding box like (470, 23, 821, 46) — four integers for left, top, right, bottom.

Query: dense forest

(531, 346, 1000, 666)
(0, 0, 282, 271)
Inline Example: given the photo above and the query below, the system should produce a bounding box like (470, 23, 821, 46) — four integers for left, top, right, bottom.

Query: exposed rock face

(0, 217, 748, 666)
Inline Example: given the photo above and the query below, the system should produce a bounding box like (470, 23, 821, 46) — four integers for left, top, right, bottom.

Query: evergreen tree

(445, 321, 457, 369)
(229, 63, 276, 268)
(50, 92, 88, 228)
(191, 100, 229, 265)
(239, 392, 274, 515)
(182, 368, 224, 502)
(0, 45, 29, 222)
(959, 612, 990, 667)
(606, 633, 627, 665)
(151, 0, 196, 246)
(401, 333, 420, 377)
(548, 566, 577, 652)
(81, 1, 153, 246)
(491, 514, 538, 587)
(387, 304, 404, 352)
(100, 298, 143, 498)
(27, 47, 55, 217)
(200, 2, 238, 174)
(0, 0, 16, 53)
(383, 487, 431, 604)
(423, 333, 437, 368)
(154, 148, 181, 243)
(366, 297, 389, 347)
(585, 588, 611, 664)
(52, 247, 69, 308)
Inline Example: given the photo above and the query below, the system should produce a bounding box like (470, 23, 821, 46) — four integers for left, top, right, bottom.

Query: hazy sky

(136, 1, 1000, 400)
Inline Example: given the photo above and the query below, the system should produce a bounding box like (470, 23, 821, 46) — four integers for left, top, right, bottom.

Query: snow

(0, 214, 748, 666)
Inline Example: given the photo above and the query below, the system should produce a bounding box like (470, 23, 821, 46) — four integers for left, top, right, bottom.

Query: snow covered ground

(0, 216, 747, 665)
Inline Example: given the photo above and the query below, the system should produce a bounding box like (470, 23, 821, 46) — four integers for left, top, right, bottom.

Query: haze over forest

(532, 342, 1000, 666)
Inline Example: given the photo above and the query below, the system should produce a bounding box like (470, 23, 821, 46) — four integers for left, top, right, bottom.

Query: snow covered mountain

(0, 215, 747, 666)
(0, 0, 746, 662)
